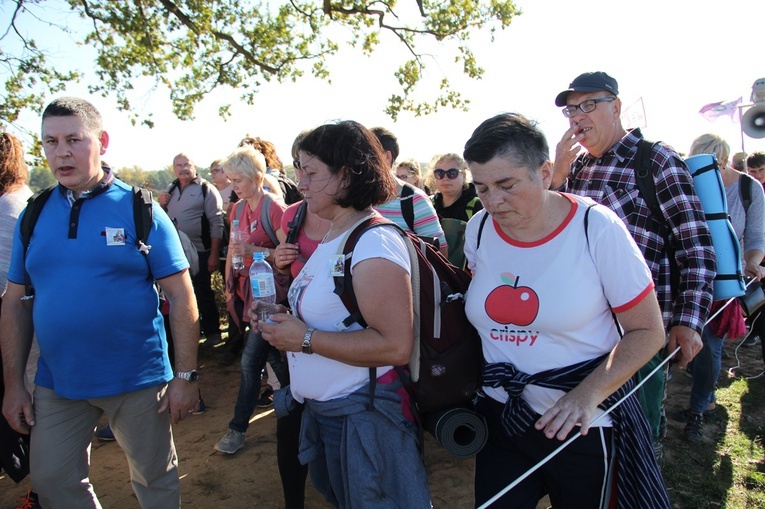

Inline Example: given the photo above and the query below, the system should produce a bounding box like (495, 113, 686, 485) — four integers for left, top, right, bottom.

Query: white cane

(478, 285, 748, 509)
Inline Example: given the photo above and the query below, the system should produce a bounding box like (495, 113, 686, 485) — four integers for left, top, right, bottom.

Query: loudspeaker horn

(743, 103, 765, 139)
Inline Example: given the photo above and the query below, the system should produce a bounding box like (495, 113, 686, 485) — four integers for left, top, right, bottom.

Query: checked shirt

(564, 128, 715, 334)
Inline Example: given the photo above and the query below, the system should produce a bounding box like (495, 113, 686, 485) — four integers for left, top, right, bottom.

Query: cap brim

(554, 86, 612, 107)
(555, 90, 573, 107)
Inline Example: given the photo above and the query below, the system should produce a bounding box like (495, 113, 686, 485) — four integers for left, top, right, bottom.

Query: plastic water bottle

(231, 219, 245, 270)
(250, 251, 277, 323)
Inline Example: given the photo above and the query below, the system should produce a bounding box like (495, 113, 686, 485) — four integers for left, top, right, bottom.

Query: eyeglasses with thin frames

(433, 168, 460, 180)
(561, 97, 616, 118)
(293, 159, 301, 170)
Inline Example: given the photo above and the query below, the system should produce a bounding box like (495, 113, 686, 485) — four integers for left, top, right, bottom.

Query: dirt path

(3, 338, 763, 508)
(0, 343, 477, 508)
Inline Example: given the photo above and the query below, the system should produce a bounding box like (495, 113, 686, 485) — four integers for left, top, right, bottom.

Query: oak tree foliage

(2, 0, 519, 131)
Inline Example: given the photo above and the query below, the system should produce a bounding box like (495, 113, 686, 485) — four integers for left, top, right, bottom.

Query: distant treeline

(28, 165, 299, 195)
(28, 166, 212, 196)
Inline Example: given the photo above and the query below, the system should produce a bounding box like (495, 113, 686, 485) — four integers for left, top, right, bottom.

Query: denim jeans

(229, 328, 286, 433)
(690, 326, 725, 414)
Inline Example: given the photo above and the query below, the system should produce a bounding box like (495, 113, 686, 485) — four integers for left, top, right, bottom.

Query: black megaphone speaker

(743, 103, 765, 139)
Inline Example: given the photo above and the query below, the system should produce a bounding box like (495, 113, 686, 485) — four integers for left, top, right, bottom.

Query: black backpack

(739, 171, 757, 213)
(632, 139, 682, 297)
(400, 183, 440, 249)
(333, 216, 483, 415)
(20, 185, 154, 298)
(277, 174, 303, 205)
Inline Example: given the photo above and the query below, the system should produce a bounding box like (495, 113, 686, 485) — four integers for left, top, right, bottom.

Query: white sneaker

(214, 429, 245, 454)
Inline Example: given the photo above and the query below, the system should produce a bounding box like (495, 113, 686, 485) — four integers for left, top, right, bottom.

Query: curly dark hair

(238, 135, 284, 173)
(298, 121, 395, 210)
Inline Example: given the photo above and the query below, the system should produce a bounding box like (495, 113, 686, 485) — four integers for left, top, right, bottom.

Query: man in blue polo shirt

(0, 97, 200, 509)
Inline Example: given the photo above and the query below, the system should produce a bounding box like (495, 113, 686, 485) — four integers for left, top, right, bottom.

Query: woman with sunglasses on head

(425, 153, 483, 268)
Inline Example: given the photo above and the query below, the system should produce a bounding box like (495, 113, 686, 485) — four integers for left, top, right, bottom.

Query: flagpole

(739, 104, 747, 152)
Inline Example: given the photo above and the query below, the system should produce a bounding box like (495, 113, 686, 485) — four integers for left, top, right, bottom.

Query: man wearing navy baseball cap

(550, 72, 716, 460)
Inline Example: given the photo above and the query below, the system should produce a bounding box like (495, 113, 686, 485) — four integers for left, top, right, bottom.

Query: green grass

(663, 369, 765, 508)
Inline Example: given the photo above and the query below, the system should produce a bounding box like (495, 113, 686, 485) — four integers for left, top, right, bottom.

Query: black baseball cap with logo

(555, 72, 619, 107)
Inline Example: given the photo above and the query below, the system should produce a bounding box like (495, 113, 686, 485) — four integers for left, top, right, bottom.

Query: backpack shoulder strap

(583, 202, 622, 336)
(332, 217, 407, 329)
(739, 172, 755, 213)
(235, 199, 246, 222)
(259, 193, 279, 246)
(475, 211, 491, 250)
(167, 179, 179, 196)
(286, 200, 308, 245)
(634, 139, 664, 222)
(400, 183, 416, 232)
(20, 186, 56, 298)
(132, 186, 154, 280)
(465, 196, 481, 220)
(132, 187, 154, 251)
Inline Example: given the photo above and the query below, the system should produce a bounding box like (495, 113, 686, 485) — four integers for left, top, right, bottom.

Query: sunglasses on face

(397, 173, 415, 180)
(433, 168, 460, 180)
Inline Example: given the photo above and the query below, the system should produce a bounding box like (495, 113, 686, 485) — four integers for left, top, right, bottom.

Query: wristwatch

(302, 328, 315, 355)
(174, 370, 200, 383)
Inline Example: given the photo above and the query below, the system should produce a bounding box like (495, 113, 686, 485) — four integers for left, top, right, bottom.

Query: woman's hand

(228, 239, 245, 259)
(274, 242, 300, 271)
(247, 300, 288, 327)
(259, 312, 306, 352)
(744, 258, 765, 282)
(534, 388, 599, 440)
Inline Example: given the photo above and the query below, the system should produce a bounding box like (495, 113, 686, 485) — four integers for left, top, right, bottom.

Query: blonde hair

(221, 146, 267, 184)
(689, 133, 730, 166)
(424, 152, 470, 190)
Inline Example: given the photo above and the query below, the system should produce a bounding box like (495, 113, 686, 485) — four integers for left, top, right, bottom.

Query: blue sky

(4, 0, 765, 171)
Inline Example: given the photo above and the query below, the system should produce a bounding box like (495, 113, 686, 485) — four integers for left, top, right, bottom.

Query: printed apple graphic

(485, 272, 539, 326)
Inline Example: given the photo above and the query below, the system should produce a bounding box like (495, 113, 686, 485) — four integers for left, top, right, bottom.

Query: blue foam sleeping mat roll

(685, 154, 745, 300)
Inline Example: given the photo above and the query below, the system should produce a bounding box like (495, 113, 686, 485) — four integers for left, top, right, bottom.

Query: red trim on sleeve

(611, 282, 655, 313)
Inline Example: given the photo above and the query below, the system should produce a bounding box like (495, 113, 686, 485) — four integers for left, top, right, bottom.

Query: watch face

(188, 371, 200, 382)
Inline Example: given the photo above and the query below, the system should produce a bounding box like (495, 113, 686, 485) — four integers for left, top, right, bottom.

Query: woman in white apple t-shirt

(463, 113, 670, 509)
(254, 121, 430, 509)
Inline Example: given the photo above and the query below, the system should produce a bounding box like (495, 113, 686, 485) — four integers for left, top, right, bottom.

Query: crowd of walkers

(2, 70, 765, 508)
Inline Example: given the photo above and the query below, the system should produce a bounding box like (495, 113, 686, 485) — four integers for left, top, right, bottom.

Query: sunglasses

(397, 173, 415, 180)
(433, 168, 460, 180)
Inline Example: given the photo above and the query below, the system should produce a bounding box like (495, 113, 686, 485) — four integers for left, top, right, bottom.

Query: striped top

(374, 185, 447, 248)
